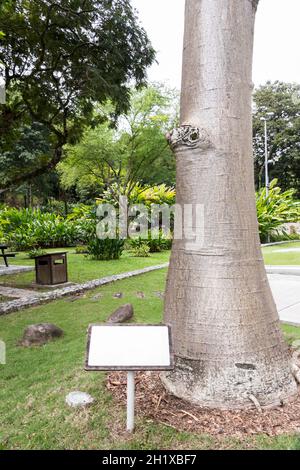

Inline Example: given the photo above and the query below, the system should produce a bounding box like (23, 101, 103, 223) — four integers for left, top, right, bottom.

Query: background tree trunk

(163, 0, 297, 409)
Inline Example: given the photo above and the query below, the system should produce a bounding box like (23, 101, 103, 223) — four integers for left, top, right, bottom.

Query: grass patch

(0, 268, 300, 450)
(262, 242, 300, 265)
(0, 248, 170, 288)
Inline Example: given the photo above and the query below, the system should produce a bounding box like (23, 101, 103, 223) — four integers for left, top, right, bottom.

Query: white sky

(131, 0, 300, 90)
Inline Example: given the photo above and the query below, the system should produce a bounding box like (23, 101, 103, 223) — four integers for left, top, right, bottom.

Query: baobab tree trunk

(163, 0, 298, 409)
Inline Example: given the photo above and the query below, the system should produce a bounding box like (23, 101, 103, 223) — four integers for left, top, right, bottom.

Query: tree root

(248, 394, 263, 413)
(291, 363, 300, 384)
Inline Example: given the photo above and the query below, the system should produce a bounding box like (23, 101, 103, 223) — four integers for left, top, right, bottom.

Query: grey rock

(65, 391, 94, 408)
(113, 292, 123, 299)
(91, 293, 103, 301)
(107, 303, 134, 323)
(19, 323, 64, 347)
(154, 291, 164, 299)
(136, 291, 145, 299)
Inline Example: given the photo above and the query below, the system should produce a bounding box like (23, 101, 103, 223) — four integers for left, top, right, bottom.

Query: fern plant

(256, 179, 300, 242)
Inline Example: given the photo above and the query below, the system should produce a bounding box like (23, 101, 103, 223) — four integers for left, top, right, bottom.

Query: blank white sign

(86, 324, 173, 370)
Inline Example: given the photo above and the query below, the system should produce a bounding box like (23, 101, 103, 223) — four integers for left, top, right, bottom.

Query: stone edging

(262, 240, 300, 247)
(0, 263, 169, 316)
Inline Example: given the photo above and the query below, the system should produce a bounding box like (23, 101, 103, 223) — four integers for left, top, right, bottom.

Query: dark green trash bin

(35, 252, 68, 285)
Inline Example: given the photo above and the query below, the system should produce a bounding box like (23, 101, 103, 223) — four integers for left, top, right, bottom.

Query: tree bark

(162, 0, 297, 409)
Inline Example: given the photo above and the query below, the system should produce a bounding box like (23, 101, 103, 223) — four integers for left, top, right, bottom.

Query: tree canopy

(0, 0, 155, 190)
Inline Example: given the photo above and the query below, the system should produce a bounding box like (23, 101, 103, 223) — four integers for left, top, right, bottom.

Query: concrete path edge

(0, 263, 169, 316)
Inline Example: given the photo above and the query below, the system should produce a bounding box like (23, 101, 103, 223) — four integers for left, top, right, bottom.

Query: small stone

(136, 291, 145, 299)
(107, 303, 134, 323)
(154, 291, 164, 299)
(65, 391, 94, 408)
(91, 293, 103, 301)
(113, 292, 123, 299)
(19, 323, 64, 347)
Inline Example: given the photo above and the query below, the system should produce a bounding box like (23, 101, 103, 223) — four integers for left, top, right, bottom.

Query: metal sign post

(85, 324, 174, 433)
(127, 371, 135, 432)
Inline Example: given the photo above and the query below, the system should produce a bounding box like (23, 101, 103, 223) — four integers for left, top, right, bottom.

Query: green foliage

(147, 231, 173, 252)
(269, 231, 300, 242)
(66, 204, 93, 220)
(129, 184, 176, 206)
(75, 245, 88, 254)
(27, 247, 47, 259)
(253, 81, 300, 196)
(130, 242, 150, 258)
(98, 183, 176, 211)
(0, 0, 155, 188)
(58, 85, 177, 201)
(256, 179, 300, 242)
(0, 122, 51, 186)
(41, 199, 69, 217)
(128, 230, 172, 254)
(0, 207, 84, 249)
(87, 237, 124, 261)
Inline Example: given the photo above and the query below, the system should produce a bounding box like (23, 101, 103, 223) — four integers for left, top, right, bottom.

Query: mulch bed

(107, 371, 300, 437)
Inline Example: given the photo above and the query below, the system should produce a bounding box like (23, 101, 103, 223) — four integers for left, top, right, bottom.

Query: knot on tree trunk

(251, 0, 259, 11)
(166, 125, 212, 151)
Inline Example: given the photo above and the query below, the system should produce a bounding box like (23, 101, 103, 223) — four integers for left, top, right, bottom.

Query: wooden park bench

(0, 244, 17, 267)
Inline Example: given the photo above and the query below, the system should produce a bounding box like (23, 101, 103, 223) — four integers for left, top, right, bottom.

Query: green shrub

(0, 206, 95, 250)
(130, 242, 150, 257)
(75, 245, 88, 254)
(97, 183, 176, 207)
(27, 247, 48, 259)
(67, 204, 94, 221)
(8, 217, 79, 250)
(147, 230, 172, 252)
(87, 238, 124, 260)
(129, 184, 176, 206)
(128, 230, 172, 253)
(268, 231, 300, 243)
(256, 180, 300, 243)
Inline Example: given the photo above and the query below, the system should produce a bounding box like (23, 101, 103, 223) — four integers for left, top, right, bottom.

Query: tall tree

(0, 0, 155, 191)
(163, 0, 297, 409)
(58, 85, 177, 201)
(253, 82, 300, 196)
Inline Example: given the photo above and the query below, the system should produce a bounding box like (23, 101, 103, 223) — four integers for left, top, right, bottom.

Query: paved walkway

(0, 285, 39, 299)
(0, 265, 34, 276)
(266, 265, 300, 276)
(268, 274, 300, 326)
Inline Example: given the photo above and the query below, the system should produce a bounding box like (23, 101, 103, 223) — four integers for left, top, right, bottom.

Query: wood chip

(106, 370, 300, 438)
(179, 409, 200, 422)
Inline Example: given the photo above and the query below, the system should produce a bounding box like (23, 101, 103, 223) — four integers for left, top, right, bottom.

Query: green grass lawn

(262, 242, 300, 265)
(0, 268, 300, 450)
(0, 249, 170, 288)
